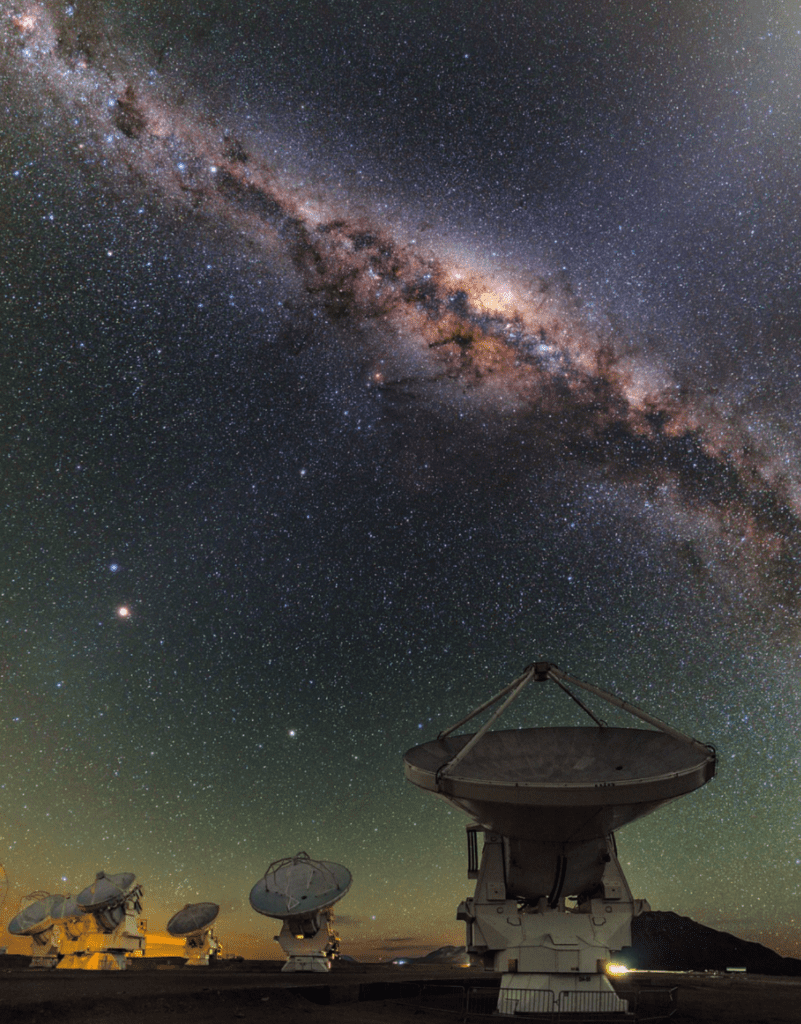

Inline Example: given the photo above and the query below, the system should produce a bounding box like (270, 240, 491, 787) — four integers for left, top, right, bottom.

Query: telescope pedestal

(29, 929, 60, 969)
(498, 973, 626, 1017)
(183, 930, 222, 966)
(57, 900, 144, 970)
(276, 910, 339, 972)
(30, 954, 59, 969)
(281, 954, 331, 972)
(459, 832, 633, 1017)
(57, 930, 144, 970)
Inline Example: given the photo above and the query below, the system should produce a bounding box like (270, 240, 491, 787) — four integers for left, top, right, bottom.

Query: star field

(2, 1, 801, 960)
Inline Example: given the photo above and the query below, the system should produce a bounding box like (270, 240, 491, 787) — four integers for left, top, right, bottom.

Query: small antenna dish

(8, 894, 84, 969)
(166, 903, 222, 966)
(250, 853, 352, 919)
(249, 853, 352, 972)
(404, 661, 716, 1017)
(8, 895, 73, 937)
(77, 871, 137, 913)
(167, 902, 220, 938)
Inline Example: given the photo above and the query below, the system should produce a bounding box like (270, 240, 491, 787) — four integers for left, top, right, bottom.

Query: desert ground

(2, 959, 800, 1024)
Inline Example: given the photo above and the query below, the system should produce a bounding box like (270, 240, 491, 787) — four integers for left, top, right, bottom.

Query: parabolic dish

(404, 726, 716, 843)
(250, 854, 352, 920)
(167, 902, 220, 937)
(8, 893, 81, 936)
(76, 871, 136, 912)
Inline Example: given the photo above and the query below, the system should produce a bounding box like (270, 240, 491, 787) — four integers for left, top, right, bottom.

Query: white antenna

(166, 903, 222, 966)
(249, 852, 352, 972)
(404, 660, 716, 1017)
(7, 894, 84, 968)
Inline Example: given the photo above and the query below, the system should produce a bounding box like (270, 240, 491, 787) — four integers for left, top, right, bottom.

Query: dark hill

(623, 911, 801, 976)
(393, 913, 801, 976)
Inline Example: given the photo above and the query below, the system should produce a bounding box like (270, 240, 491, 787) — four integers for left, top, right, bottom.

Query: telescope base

(29, 954, 59, 969)
(281, 954, 332, 972)
(58, 950, 129, 970)
(56, 926, 144, 970)
(498, 972, 629, 1017)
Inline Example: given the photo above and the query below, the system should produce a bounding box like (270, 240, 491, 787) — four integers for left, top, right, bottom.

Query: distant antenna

(7, 894, 83, 969)
(404, 660, 716, 1017)
(166, 903, 222, 966)
(57, 871, 146, 970)
(249, 852, 352, 972)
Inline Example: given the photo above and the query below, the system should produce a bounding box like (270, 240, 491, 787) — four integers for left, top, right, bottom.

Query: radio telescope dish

(8, 894, 71, 937)
(249, 853, 352, 972)
(405, 725, 714, 844)
(249, 854, 351, 919)
(167, 903, 219, 938)
(167, 903, 221, 965)
(76, 872, 137, 913)
(8, 893, 84, 969)
(404, 661, 716, 1017)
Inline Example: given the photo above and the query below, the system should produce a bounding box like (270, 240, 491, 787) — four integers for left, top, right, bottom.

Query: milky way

(6, 0, 801, 962)
(6, 1, 801, 624)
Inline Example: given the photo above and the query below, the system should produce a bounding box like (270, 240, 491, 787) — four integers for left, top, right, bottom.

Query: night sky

(2, 1, 801, 961)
